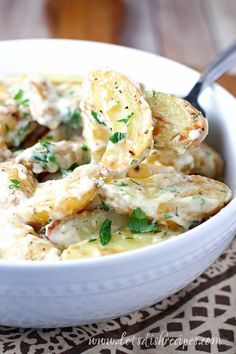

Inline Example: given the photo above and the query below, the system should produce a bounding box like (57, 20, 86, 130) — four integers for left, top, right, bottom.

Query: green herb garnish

(115, 181, 128, 187)
(109, 132, 126, 144)
(20, 98, 29, 106)
(128, 207, 159, 233)
(188, 220, 200, 230)
(118, 112, 134, 125)
(88, 238, 97, 243)
(101, 200, 111, 211)
(9, 179, 20, 189)
(13, 89, 30, 109)
(131, 158, 138, 165)
(81, 144, 88, 151)
(70, 110, 81, 127)
(91, 110, 105, 125)
(60, 163, 80, 176)
(192, 195, 206, 205)
(152, 90, 157, 99)
(32, 139, 57, 165)
(192, 112, 201, 120)
(131, 179, 140, 185)
(163, 213, 173, 219)
(99, 218, 112, 246)
(14, 89, 24, 100)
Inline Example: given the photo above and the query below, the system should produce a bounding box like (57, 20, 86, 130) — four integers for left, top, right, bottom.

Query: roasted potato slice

(145, 91, 208, 152)
(82, 117, 110, 163)
(10, 76, 82, 131)
(129, 143, 223, 180)
(81, 70, 154, 175)
(0, 138, 12, 161)
(0, 162, 37, 206)
(45, 209, 129, 250)
(17, 164, 99, 226)
(16, 139, 90, 174)
(0, 102, 35, 148)
(98, 174, 231, 229)
(0, 214, 60, 260)
(61, 226, 183, 260)
(128, 150, 176, 178)
(190, 143, 224, 179)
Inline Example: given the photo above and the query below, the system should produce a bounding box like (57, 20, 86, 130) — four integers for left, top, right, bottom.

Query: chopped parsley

(13, 89, 30, 110)
(192, 195, 206, 205)
(131, 158, 138, 165)
(88, 238, 97, 243)
(109, 132, 126, 144)
(91, 110, 105, 125)
(131, 179, 140, 185)
(20, 98, 29, 106)
(32, 139, 57, 165)
(100, 200, 111, 211)
(152, 90, 157, 99)
(14, 89, 24, 100)
(70, 110, 81, 127)
(128, 207, 159, 234)
(9, 179, 20, 189)
(163, 212, 173, 219)
(99, 218, 112, 246)
(188, 220, 200, 230)
(118, 112, 134, 125)
(81, 144, 88, 151)
(60, 163, 80, 176)
(192, 112, 201, 120)
(115, 181, 128, 187)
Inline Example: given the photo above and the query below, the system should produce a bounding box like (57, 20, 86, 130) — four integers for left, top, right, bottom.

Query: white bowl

(0, 39, 236, 328)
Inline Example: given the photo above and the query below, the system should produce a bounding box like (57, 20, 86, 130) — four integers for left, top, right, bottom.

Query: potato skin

(145, 91, 208, 152)
(128, 143, 224, 180)
(17, 166, 98, 227)
(98, 173, 231, 229)
(81, 70, 154, 176)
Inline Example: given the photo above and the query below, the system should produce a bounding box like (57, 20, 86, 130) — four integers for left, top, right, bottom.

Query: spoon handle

(199, 42, 236, 90)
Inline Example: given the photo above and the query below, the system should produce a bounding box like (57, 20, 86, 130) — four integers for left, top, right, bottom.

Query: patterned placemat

(0, 238, 235, 354)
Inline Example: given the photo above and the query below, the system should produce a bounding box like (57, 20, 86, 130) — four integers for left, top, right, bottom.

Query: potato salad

(0, 70, 231, 260)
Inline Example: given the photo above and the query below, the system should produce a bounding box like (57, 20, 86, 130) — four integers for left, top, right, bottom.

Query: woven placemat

(0, 238, 235, 354)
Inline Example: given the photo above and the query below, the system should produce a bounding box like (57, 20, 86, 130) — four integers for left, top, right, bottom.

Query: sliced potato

(98, 174, 231, 229)
(129, 143, 224, 180)
(81, 70, 154, 175)
(128, 150, 176, 178)
(46, 209, 129, 249)
(16, 139, 90, 174)
(191, 143, 224, 179)
(0, 102, 34, 148)
(17, 165, 99, 226)
(61, 226, 183, 260)
(82, 117, 110, 162)
(10, 76, 82, 130)
(145, 91, 208, 152)
(0, 138, 12, 162)
(0, 214, 60, 260)
(0, 162, 37, 206)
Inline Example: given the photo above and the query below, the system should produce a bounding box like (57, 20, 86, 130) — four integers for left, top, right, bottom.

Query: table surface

(0, 0, 236, 72)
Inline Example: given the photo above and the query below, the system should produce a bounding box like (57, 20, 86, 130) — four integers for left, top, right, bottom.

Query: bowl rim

(0, 38, 235, 269)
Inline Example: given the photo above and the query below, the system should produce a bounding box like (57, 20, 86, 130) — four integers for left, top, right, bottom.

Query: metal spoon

(184, 42, 236, 116)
